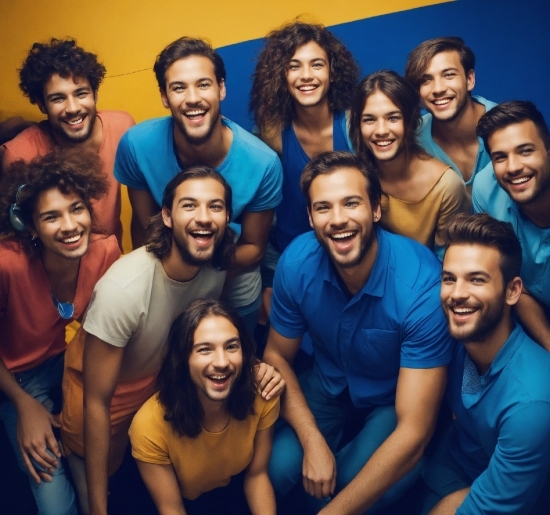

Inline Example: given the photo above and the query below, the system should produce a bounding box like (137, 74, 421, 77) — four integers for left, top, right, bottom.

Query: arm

(0, 357, 60, 483)
(233, 209, 274, 271)
(244, 425, 276, 515)
(320, 366, 447, 515)
(83, 333, 125, 515)
(128, 187, 160, 250)
(263, 327, 337, 499)
(135, 461, 186, 515)
(514, 291, 550, 351)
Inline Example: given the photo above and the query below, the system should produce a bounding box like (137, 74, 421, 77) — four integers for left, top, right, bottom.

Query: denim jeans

(0, 353, 77, 515)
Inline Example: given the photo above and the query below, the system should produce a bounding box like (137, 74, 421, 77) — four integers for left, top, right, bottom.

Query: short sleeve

(113, 131, 149, 190)
(458, 401, 550, 515)
(257, 396, 280, 431)
(245, 155, 283, 212)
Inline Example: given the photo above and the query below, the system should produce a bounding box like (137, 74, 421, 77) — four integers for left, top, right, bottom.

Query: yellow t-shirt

(129, 392, 280, 500)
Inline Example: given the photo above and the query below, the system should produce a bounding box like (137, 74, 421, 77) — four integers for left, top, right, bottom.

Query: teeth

(210, 375, 228, 380)
(332, 232, 354, 239)
(192, 230, 213, 236)
(186, 110, 206, 116)
(510, 176, 530, 185)
(67, 117, 83, 125)
(452, 307, 475, 314)
(375, 140, 393, 147)
(433, 99, 451, 105)
(61, 235, 80, 243)
(298, 85, 317, 91)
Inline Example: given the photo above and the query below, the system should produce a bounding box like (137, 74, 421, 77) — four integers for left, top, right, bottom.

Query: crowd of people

(0, 21, 549, 515)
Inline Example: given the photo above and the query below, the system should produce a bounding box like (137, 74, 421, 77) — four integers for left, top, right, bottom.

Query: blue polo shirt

(418, 95, 497, 187)
(446, 324, 550, 514)
(270, 228, 454, 408)
(472, 164, 550, 308)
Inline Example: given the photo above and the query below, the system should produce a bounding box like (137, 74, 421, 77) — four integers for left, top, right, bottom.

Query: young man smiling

(405, 37, 496, 187)
(0, 149, 120, 515)
(1, 38, 135, 244)
(263, 151, 453, 514)
(115, 37, 282, 331)
(422, 213, 550, 515)
(473, 100, 550, 351)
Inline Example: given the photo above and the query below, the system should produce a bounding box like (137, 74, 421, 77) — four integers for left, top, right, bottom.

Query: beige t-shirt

(83, 247, 226, 380)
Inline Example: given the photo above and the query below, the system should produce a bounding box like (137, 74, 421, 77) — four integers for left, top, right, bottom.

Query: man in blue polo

(263, 151, 454, 514)
(473, 100, 550, 351)
(405, 37, 496, 188)
(422, 213, 550, 515)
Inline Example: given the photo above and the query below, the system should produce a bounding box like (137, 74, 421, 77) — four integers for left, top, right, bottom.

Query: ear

(308, 207, 314, 229)
(93, 90, 99, 104)
(160, 89, 170, 110)
(161, 206, 173, 228)
(372, 203, 382, 223)
(505, 276, 523, 307)
(219, 79, 226, 102)
(466, 69, 475, 92)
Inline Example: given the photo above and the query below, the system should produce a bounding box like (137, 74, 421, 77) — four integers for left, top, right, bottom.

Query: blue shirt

(417, 95, 497, 187)
(270, 228, 454, 408)
(446, 324, 550, 514)
(472, 165, 550, 308)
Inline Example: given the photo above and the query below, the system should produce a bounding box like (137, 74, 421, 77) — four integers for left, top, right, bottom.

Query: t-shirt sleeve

(82, 277, 141, 347)
(113, 130, 149, 190)
(471, 164, 492, 214)
(457, 401, 550, 515)
(246, 155, 283, 212)
(256, 396, 280, 431)
(400, 282, 455, 368)
(129, 396, 172, 465)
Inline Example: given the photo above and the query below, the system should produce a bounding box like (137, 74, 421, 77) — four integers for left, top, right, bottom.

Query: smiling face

(31, 187, 92, 263)
(162, 177, 229, 266)
(419, 50, 474, 123)
(360, 90, 405, 162)
(285, 41, 331, 109)
(161, 55, 226, 146)
(488, 120, 550, 206)
(188, 315, 243, 406)
(40, 74, 98, 144)
(308, 167, 380, 271)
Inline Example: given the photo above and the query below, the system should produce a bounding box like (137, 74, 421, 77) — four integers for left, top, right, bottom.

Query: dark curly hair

(145, 166, 236, 270)
(19, 38, 106, 105)
(350, 70, 424, 165)
(157, 299, 257, 438)
(0, 148, 108, 254)
(250, 22, 360, 133)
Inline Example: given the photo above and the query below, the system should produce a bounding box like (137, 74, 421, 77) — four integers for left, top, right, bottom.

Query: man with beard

(1, 38, 135, 245)
(114, 37, 282, 332)
(473, 100, 550, 351)
(263, 151, 453, 514)
(405, 37, 495, 188)
(422, 213, 550, 515)
(60, 167, 284, 514)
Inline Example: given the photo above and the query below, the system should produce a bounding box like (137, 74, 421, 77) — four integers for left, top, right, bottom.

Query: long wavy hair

(157, 299, 258, 438)
(144, 166, 236, 270)
(250, 21, 359, 133)
(0, 148, 107, 254)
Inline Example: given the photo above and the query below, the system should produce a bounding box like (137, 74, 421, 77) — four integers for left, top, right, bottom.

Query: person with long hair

(350, 70, 470, 258)
(0, 148, 120, 515)
(130, 299, 279, 515)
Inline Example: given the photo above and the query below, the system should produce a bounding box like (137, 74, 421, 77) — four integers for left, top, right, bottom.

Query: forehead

(443, 244, 501, 275)
(165, 55, 217, 83)
(425, 50, 463, 73)
(35, 187, 82, 212)
(43, 74, 92, 95)
(363, 90, 400, 113)
(173, 177, 226, 201)
(291, 40, 328, 61)
(310, 167, 370, 201)
(193, 315, 239, 343)
(488, 120, 546, 151)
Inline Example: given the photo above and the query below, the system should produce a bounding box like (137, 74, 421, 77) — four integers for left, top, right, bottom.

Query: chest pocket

(351, 329, 401, 378)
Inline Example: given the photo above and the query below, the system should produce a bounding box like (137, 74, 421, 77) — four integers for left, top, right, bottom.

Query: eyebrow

(192, 337, 240, 349)
(37, 200, 83, 218)
(46, 86, 91, 100)
(176, 196, 225, 205)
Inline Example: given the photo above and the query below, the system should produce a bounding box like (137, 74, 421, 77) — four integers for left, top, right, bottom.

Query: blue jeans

(0, 353, 77, 515)
(269, 366, 421, 514)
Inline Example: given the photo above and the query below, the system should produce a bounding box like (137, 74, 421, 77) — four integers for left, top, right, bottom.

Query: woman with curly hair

(250, 22, 359, 255)
(0, 148, 120, 515)
(129, 299, 279, 515)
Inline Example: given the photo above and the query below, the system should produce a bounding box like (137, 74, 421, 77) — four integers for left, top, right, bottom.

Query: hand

(15, 395, 61, 484)
(254, 361, 285, 400)
(302, 436, 336, 499)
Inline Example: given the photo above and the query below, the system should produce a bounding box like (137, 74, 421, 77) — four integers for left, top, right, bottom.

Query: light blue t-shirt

(418, 95, 497, 187)
(114, 116, 283, 310)
(270, 228, 454, 408)
(472, 164, 550, 308)
(447, 324, 550, 514)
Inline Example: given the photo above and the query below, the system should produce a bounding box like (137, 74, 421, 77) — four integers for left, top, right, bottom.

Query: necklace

(201, 414, 231, 434)
(50, 293, 74, 319)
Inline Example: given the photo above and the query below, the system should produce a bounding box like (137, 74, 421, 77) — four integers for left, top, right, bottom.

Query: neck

(336, 232, 378, 296)
(464, 313, 513, 375)
(431, 96, 484, 144)
(377, 150, 412, 180)
(51, 114, 103, 152)
(518, 191, 550, 228)
(160, 245, 201, 282)
(200, 397, 230, 432)
(173, 118, 230, 168)
(292, 100, 333, 131)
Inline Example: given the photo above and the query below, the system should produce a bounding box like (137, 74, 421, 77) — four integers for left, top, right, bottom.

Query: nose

(330, 205, 348, 227)
(186, 86, 201, 104)
(374, 119, 389, 136)
(301, 65, 313, 81)
(61, 212, 78, 232)
(432, 76, 446, 94)
(195, 204, 211, 224)
(65, 95, 80, 114)
(448, 279, 468, 302)
(212, 348, 229, 369)
(506, 153, 523, 174)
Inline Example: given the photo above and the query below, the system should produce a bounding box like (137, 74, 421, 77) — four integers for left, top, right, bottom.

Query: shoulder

(122, 117, 172, 144)
(279, 232, 324, 270)
(437, 166, 468, 194)
(472, 95, 498, 112)
(0, 238, 30, 271)
(86, 234, 121, 261)
(254, 393, 280, 430)
(472, 163, 507, 214)
(2, 122, 52, 163)
(98, 110, 136, 132)
(97, 246, 156, 290)
(225, 118, 280, 163)
(259, 125, 283, 156)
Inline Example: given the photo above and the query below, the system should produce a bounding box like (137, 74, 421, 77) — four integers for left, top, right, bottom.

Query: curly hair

(19, 38, 106, 105)
(145, 166, 236, 270)
(157, 299, 258, 438)
(350, 70, 424, 165)
(0, 148, 108, 254)
(250, 22, 360, 133)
